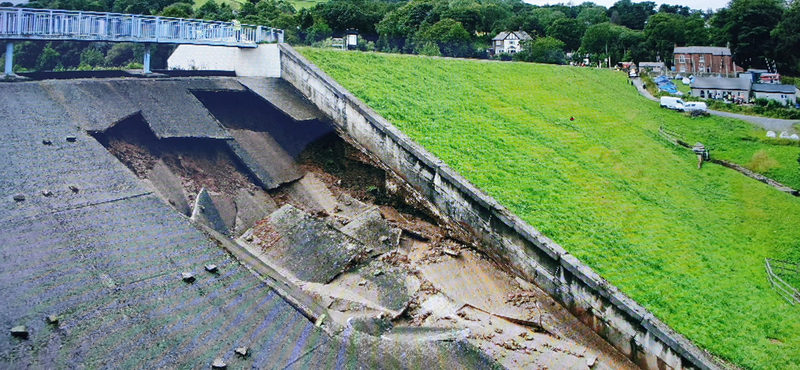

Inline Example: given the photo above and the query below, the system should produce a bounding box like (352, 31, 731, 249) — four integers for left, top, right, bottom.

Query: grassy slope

(300, 48, 800, 370)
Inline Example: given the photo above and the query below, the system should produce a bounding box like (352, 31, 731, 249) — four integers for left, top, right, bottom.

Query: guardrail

(0, 7, 283, 47)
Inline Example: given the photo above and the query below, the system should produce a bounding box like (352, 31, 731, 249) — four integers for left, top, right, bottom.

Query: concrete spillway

(1, 42, 722, 370)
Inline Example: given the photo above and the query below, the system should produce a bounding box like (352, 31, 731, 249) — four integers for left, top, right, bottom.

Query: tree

(80, 47, 105, 68)
(607, 0, 655, 30)
(581, 22, 629, 65)
(513, 36, 566, 64)
(772, 0, 800, 75)
(547, 18, 586, 52)
(716, 0, 784, 69)
(36, 46, 61, 71)
(576, 5, 609, 26)
(644, 12, 684, 65)
(159, 2, 193, 18)
(415, 18, 472, 57)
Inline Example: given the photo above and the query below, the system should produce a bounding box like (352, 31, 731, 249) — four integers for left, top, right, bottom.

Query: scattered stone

(204, 264, 218, 273)
(45, 314, 60, 324)
(10, 326, 28, 339)
(66, 136, 77, 142)
(13, 194, 25, 202)
(791, 134, 800, 141)
(42, 139, 52, 146)
(235, 347, 248, 356)
(373, 270, 383, 277)
(181, 272, 195, 283)
(379, 236, 389, 243)
(69, 186, 79, 193)
(358, 280, 367, 286)
(766, 131, 777, 138)
(41, 190, 53, 197)
(211, 357, 226, 369)
(586, 356, 597, 368)
(494, 328, 503, 334)
(780, 131, 791, 139)
(443, 248, 460, 257)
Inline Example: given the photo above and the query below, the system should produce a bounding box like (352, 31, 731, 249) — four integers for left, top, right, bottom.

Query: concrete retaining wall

(278, 44, 721, 370)
(167, 44, 281, 77)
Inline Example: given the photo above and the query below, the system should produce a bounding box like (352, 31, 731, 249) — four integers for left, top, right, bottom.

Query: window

(699, 55, 705, 63)
(679, 55, 686, 63)
(680, 66, 686, 73)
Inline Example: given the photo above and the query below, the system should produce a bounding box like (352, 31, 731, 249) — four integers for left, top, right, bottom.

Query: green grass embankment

(300, 48, 800, 370)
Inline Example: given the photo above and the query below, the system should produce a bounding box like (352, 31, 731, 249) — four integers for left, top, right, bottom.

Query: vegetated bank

(300, 48, 800, 370)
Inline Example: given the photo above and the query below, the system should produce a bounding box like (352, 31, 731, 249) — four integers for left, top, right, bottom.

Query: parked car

(629, 69, 638, 78)
(660, 96, 686, 111)
(683, 102, 707, 113)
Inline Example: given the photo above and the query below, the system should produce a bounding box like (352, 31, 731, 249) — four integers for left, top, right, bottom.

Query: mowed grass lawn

(300, 48, 800, 370)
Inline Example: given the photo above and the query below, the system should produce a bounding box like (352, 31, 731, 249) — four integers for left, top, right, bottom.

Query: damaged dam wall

(277, 44, 720, 370)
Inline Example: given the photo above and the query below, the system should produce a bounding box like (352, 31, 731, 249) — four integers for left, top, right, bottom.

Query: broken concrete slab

(233, 188, 277, 236)
(340, 207, 401, 256)
(305, 259, 418, 319)
(227, 129, 304, 189)
(237, 77, 325, 122)
(147, 159, 191, 216)
(286, 173, 338, 215)
(418, 249, 536, 323)
(250, 205, 364, 284)
(208, 192, 237, 235)
(41, 80, 140, 132)
(191, 188, 229, 236)
(333, 193, 370, 220)
(112, 80, 231, 139)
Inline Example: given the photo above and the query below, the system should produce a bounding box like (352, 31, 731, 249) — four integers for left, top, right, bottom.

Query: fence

(0, 7, 283, 47)
(766, 258, 800, 305)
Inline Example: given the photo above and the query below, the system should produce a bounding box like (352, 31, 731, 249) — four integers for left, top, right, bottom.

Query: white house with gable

(492, 31, 533, 54)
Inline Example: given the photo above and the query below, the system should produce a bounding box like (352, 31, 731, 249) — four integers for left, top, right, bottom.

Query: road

(631, 77, 800, 133)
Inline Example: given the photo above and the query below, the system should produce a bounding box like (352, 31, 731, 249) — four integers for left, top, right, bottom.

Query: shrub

(746, 150, 780, 173)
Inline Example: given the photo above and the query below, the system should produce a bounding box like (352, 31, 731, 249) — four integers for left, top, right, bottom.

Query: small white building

(690, 77, 751, 101)
(492, 31, 533, 54)
(752, 83, 797, 106)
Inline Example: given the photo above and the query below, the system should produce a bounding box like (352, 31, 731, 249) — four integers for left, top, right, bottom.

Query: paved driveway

(632, 78, 799, 133)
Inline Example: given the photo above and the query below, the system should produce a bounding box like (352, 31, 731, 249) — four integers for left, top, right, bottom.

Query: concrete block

(233, 188, 277, 236)
(147, 159, 191, 216)
(10, 325, 28, 339)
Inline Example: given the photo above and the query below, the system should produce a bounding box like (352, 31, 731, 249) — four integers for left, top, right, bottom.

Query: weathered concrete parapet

(277, 43, 721, 370)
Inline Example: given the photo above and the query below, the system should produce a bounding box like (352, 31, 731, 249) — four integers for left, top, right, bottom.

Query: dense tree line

(1, 0, 799, 76)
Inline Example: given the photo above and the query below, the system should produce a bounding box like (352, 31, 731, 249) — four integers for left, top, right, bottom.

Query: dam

(0, 42, 721, 370)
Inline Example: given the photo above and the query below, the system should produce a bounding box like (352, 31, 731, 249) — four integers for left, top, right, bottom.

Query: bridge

(0, 7, 283, 74)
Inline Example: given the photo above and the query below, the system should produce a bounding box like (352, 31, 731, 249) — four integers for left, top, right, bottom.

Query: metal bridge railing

(0, 7, 283, 47)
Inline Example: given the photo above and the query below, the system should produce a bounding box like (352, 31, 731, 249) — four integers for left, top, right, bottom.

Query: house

(673, 46, 741, 75)
(752, 84, 797, 106)
(492, 31, 533, 54)
(690, 77, 751, 101)
(638, 62, 666, 74)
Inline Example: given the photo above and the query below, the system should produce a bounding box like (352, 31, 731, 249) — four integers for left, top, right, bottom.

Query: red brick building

(673, 46, 742, 75)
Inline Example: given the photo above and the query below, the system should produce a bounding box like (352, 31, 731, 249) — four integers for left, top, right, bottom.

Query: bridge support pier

(4, 42, 12, 76)
(143, 43, 151, 74)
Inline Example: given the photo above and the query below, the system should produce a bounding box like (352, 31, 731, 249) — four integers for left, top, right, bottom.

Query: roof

(639, 62, 665, 68)
(492, 30, 533, 41)
(752, 84, 797, 94)
(691, 77, 751, 90)
(674, 46, 732, 56)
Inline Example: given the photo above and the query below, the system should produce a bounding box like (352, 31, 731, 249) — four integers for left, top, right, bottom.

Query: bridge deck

(0, 7, 282, 47)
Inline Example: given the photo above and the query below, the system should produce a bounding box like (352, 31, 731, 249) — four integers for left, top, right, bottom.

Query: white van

(660, 96, 685, 111)
(683, 102, 707, 113)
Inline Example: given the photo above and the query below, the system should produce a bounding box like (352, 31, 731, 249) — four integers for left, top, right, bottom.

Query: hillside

(300, 48, 800, 370)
